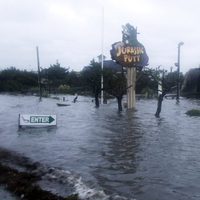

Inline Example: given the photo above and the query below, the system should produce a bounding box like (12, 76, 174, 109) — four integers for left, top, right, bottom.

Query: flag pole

(101, 6, 104, 105)
(36, 46, 42, 101)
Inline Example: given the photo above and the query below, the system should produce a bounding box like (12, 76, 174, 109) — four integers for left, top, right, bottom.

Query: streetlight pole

(176, 42, 184, 101)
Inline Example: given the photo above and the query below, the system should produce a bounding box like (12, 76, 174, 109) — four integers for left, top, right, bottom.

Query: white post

(36, 46, 42, 101)
(158, 71, 162, 96)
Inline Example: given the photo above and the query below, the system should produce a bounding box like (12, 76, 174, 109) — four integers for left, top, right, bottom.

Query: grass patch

(186, 109, 200, 116)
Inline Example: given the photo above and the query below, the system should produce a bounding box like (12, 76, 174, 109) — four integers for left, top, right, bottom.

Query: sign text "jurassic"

(116, 46, 144, 63)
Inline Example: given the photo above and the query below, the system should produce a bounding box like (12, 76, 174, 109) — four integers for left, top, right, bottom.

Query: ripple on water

(0, 94, 200, 200)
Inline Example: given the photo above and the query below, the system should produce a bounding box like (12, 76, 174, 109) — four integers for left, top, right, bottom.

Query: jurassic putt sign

(110, 23, 148, 68)
(110, 23, 149, 109)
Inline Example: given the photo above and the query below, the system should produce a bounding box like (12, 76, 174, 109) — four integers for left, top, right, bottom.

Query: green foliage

(141, 87, 154, 98)
(103, 67, 126, 98)
(58, 84, 70, 93)
(182, 68, 200, 97)
(0, 67, 38, 92)
(41, 62, 69, 91)
(81, 59, 102, 95)
(165, 71, 183, 90)
(136, 69, 158, 94)
(0, 63, 69, 94)
(67, 71, 82, 87)
(0, 60, 186, 102)
(186, 109, 200, 116)
(80, 60, 127, 100)
(139, 68, 184, 96)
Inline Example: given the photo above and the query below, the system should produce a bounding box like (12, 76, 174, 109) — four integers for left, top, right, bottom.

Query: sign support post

(127, 67, 136, 109)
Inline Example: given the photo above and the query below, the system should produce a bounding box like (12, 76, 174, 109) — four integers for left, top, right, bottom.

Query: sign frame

(19, 114, 57, 127)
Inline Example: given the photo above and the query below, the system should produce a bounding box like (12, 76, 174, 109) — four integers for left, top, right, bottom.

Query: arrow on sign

(49, 116, 55, 123)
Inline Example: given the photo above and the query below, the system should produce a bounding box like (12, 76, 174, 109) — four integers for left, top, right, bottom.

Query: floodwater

(0, 187, 19, 200)
(0, 94, 200, 200)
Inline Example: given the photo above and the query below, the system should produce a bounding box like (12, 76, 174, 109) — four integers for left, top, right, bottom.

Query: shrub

(186, 109, 200, 116)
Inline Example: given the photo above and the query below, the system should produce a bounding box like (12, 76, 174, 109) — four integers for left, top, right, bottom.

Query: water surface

(0, 94, 199, 200)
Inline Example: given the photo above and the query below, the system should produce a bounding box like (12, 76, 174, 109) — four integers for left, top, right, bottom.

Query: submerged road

(0, 94, 200, 200)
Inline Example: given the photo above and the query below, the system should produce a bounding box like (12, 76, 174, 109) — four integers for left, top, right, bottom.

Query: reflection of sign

(111, 42, 148, 68)
(19, 114, 57, 127)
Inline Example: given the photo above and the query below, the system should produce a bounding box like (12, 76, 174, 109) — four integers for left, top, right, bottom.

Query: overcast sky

(0, 0, 200, 73)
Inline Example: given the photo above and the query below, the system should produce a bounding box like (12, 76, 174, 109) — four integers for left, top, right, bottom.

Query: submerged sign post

(110, 23, 149, 109)
(19, 114, 57, 127)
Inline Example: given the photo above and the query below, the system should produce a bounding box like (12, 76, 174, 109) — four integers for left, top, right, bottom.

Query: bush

(58, 84, 70, 93)
(186, 109, 200, 116)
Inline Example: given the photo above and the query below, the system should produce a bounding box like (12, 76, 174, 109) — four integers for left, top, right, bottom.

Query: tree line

(0, 60, 186, 110)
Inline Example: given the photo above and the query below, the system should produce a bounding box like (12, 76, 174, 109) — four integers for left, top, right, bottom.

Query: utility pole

(100, 7, 104, 105)
(176, 42, 184, 102)
(101, 7, 104, 104)
(36, 46, 42, 101)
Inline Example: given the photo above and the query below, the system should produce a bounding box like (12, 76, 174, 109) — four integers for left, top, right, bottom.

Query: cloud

(0, 0, 200, 73)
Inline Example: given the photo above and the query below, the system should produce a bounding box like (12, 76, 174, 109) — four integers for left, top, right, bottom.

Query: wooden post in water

(127, 67, 136, 109)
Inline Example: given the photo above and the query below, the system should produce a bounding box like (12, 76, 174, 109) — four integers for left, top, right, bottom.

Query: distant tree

(165, 71, 184, 92)
(104, 67, 126, 111)
(41, 62, 69, 93)
(58, 84, 70, 93)
(0, 67, 38, 92)
(67, 70, 82, 88)
(181, 68, 200, 97)
(81, 60, 101, 107)
(142, 67, 180, 117)
(136, 69, 158, 96)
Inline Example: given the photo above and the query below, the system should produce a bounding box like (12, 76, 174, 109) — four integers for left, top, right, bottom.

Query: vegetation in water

(186, 109, 200, 116)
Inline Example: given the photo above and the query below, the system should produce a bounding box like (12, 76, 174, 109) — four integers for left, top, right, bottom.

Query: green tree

(41, 62, 69, 93)
(182, 68, 200, 97)
(136, 69, 158, 96)
(142, 68, 180, 117)
(0, 67, 38, 92)
(104, 67, 126, 111)
(67, 71, 82, 88)
(81, 60, 102, 107)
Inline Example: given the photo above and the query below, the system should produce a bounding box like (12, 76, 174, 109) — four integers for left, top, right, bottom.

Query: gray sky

(0, 0, 200, 73)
